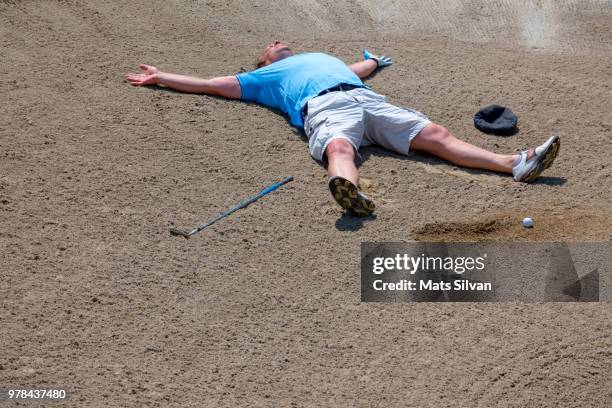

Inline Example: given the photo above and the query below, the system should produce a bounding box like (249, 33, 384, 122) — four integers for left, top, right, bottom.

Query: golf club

(169, 176, 294, 238)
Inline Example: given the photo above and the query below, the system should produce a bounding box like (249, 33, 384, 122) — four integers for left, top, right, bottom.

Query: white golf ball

(522, 217, 534, 228)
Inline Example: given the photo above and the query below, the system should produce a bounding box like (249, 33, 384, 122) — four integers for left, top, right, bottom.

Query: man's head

(256, 41, 294, 68)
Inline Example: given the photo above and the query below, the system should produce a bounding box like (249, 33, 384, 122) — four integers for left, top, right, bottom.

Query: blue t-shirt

(236, 52, 363, 128)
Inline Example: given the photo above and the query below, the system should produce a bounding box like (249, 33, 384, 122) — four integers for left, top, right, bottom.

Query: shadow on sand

(335, 213, 377, 231)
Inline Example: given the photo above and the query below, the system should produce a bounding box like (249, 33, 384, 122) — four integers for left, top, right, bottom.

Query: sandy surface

(1, 0, 611, 406)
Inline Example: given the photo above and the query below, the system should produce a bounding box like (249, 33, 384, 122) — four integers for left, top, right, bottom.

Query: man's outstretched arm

(125, 64, 241, 99)
(349, 50, 393, 79)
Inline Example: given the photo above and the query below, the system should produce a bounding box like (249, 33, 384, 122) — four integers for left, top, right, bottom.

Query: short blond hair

(256, 51, 266, 68)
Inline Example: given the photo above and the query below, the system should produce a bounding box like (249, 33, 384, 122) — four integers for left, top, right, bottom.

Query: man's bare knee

(413, 123, 454, 153)
(325, 138, 355, 160)
(430, 124, 453, 144)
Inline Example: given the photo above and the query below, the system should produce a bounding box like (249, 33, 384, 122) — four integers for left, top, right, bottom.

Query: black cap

(474, 104, 518, 136)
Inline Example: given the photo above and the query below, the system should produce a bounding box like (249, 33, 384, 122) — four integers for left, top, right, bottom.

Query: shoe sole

(329, 177, 375, 217)
(523, 136, 561, 182)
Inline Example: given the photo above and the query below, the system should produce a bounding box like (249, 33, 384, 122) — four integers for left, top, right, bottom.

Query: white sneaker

(512, 135, 560, 182)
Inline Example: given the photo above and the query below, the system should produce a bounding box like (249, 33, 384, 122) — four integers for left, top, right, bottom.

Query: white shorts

(303, 87, 431, 162)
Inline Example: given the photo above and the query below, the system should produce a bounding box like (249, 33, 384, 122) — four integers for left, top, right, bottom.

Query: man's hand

(349, 50, 392, 79)
(363, 49, 392, 68)
(125, 64, 160, 86)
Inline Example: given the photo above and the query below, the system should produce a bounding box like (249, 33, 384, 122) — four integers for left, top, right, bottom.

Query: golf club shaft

(188, 176, 293, 236)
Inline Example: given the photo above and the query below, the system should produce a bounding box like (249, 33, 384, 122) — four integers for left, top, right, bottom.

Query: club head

(169, 227, 191, 238)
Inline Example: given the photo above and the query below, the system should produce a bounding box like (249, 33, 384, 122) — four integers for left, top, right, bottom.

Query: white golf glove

(363, 49, 393, 68)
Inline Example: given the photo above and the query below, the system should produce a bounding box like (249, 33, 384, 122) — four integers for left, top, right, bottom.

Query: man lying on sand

(126, 42, 560, 216)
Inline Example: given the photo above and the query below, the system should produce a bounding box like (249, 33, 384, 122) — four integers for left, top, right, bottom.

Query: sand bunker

(1, 0, 611, 406)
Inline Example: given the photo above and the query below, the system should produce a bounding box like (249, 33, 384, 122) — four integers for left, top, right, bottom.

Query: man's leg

(325, 139, 359, 185)
(325, 138, 375, 216)
(410, 123, 518, 173)
(357, 88, 559, 181)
